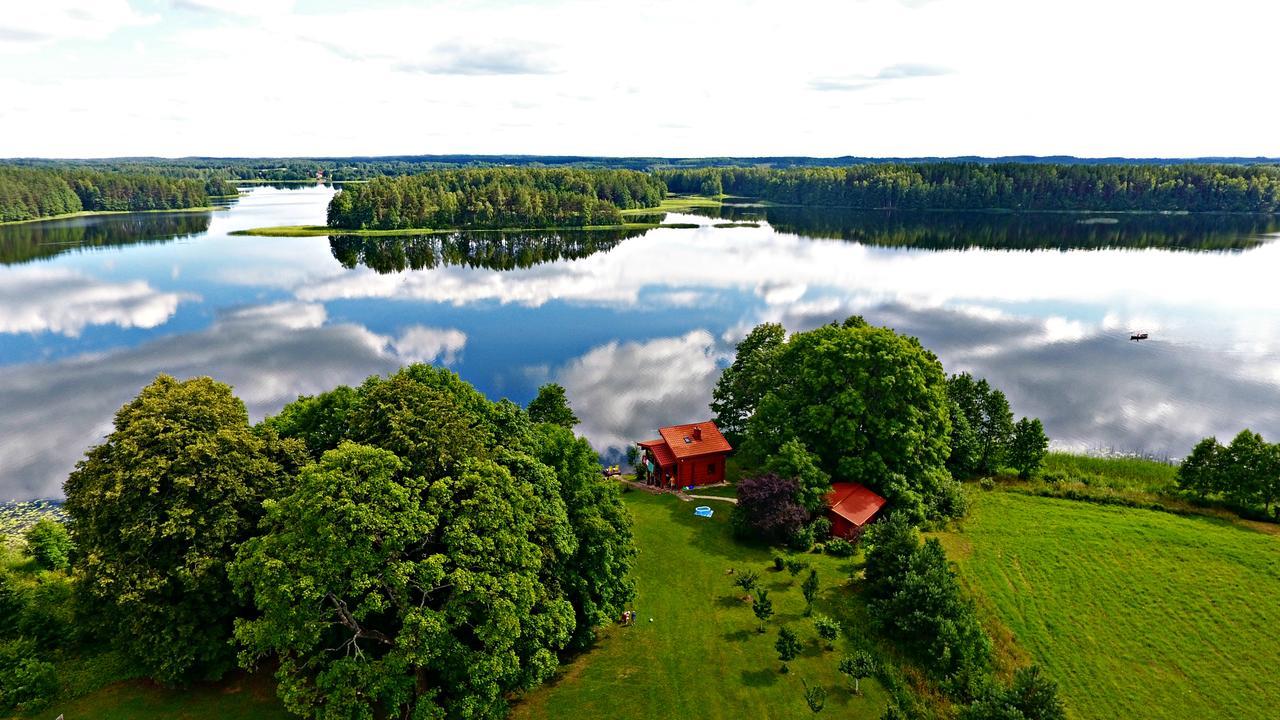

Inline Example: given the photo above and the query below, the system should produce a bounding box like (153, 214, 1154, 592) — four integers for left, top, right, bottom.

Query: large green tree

(526, 383, 580, 429)
(711, 322, 786, 446)
(529, 423, 636, 649)
(1176, 436, 1224, 498)
(1008, 418, 1049, 479)
(63, 375, 305, 684)
(235, 364, 634, 718)
(231, 443, 574, 720)
(741, 318, 958, 522)
(947, 373, 1015, 476)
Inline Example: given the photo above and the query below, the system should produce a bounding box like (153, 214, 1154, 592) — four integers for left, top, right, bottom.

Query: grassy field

(1041, 451, 1178, 494)
(935, 490, 1280, 720)
(512, 489, 897, 720)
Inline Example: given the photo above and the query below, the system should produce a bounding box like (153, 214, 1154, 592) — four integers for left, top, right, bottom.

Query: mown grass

(619, 194, 722, 215)
(511, 490, 900, 720)
(935, 490, 1280, 720)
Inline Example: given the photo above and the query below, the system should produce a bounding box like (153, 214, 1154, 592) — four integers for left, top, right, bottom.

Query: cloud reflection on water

(0, 301, 467, 499)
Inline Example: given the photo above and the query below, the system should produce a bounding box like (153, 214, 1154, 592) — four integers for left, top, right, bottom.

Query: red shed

(825, 482, 887, 538)
(637, 420, 732, 489)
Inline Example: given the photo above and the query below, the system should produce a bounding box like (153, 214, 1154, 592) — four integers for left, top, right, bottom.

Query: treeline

(2, 368, 633, 717)
(326, 168, 666, 230)
(1178, 430, 1280, 515)
(329, 227, 642, 273)
(661, 164, 1280, 213)
(0, 166, 234, 222)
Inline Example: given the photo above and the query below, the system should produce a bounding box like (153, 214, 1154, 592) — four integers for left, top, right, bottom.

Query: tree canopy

(661, 163, 1280, 213)
(62, 375, 306, 684)
(727, 317, 960, 522)
(241, 364, 636, 718)
(527, 383, 580, 429)
(326, 168, 665, 230)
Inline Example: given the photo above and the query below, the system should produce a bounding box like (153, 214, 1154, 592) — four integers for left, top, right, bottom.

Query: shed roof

(657, 421, 733, 460)
(825, 482, 887, 528)
(638, 438, 677, 468)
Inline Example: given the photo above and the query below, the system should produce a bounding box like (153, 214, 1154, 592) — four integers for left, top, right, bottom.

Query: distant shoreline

(0, 206, 227, 227)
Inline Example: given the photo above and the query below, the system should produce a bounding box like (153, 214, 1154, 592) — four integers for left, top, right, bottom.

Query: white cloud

(1, 0, 1277, 156)
(0, 1, 154, 50)
(0, 267, 188, 336)
(392, 326, 467, 365)
(554, 331, 726, 455)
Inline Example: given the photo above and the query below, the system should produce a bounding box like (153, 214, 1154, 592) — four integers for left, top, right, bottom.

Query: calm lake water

(3, 185, 1280, 499)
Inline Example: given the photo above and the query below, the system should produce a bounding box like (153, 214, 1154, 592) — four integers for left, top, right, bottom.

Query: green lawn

(511, 490, 894, 720)
(936, 490, 1280, 720)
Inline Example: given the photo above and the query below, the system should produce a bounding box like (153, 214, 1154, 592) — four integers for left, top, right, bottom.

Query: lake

(3, 185, 1279, 500)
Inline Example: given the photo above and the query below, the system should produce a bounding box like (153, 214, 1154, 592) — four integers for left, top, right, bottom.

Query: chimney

(693, 426, 703, 441)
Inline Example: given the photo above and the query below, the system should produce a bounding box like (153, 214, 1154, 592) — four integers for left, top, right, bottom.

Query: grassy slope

(511, 490, 893, 720)
(936, 490, 1280, 720)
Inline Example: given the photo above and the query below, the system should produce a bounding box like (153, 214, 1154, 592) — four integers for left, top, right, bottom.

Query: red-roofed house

(637, 420, 733, 489)
(825, 482, 887, 538)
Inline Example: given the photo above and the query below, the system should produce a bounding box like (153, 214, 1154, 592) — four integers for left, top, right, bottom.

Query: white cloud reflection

(0, 266, 189, 336)
(0, 301, 466, 499)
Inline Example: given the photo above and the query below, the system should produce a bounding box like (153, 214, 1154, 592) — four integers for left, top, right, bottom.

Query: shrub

(789, 523, 815, 552)
(22, 519, 72, 572)
(810, 516, 832, 538)
(813, 614, 841, 649)
(733, 473, 809, 543)
(825, 538, 856, 558)
(979, 478, 996, 491)
(773, 555, 786, 571)
(0, 638, 58, 712)
(18, 573, 75, 651)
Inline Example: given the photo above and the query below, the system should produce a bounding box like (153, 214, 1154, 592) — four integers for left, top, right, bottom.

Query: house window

(707, 463, 716, 475)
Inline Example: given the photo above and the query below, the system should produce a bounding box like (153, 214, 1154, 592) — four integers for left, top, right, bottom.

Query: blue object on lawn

(694, 506, 713, 518)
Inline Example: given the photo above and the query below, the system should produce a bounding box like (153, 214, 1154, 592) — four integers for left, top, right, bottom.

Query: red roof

(825, 483, 887, 528)
(657, 421, 733, 460)
(638, 438, 677, 468)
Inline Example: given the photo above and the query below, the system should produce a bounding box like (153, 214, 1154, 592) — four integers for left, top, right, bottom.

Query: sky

(1, 0, 1278, 158)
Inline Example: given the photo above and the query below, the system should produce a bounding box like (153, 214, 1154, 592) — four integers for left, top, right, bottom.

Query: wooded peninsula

(0, 166, 238, 223)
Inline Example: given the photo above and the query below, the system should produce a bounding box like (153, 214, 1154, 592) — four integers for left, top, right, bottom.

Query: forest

(661, 164, 1280, 213)
(0, 166, 236, 223)
(325, 168, 667, 230)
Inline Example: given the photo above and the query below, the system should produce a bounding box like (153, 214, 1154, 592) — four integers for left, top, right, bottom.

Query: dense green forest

(10, 154, 1280, 184)
(0, 166, 235, 222)
(325, 168, 666, 230)
(662, 164, 1280, 213)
